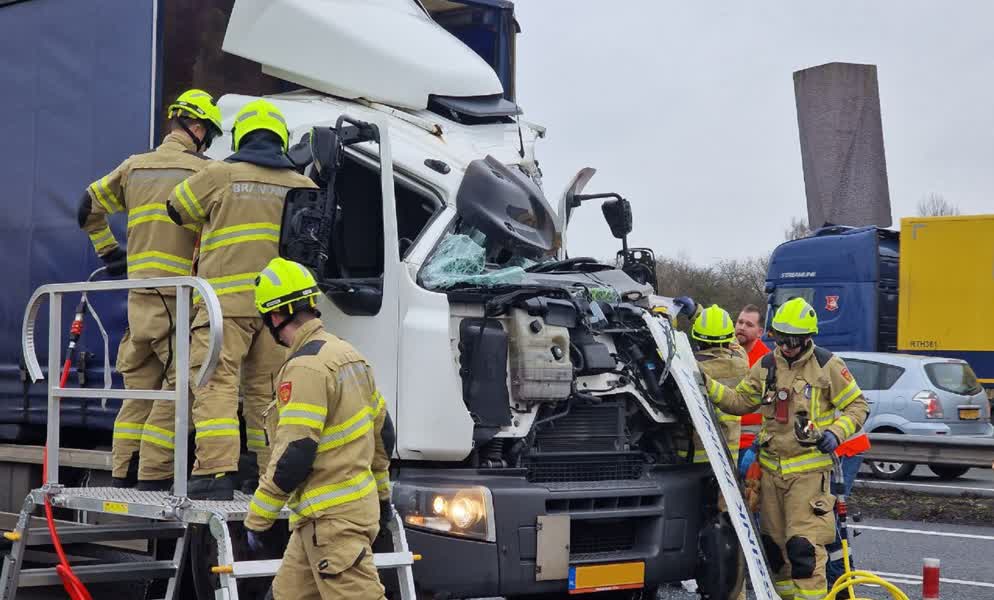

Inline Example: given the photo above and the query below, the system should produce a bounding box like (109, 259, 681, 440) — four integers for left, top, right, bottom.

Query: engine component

(507, 309, 572, 404)
(520, 297, 579, 328)
(569, 330, 616, 374)
(458, 318, 512, 427)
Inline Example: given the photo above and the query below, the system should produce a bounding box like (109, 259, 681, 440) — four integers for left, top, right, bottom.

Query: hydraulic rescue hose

(795, 419, 909, 600)
(40, 269, 108, 600)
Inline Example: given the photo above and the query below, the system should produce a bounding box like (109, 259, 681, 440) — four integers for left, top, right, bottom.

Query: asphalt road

(15, 515, 994, 600)
(654, 517, 994, 600)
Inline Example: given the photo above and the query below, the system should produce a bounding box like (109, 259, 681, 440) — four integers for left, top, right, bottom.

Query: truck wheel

(928, 464, 970, 479)
(868, 460, 915, 481)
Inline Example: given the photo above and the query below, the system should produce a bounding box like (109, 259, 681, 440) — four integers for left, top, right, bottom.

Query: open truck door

(278, 116, 402, 449)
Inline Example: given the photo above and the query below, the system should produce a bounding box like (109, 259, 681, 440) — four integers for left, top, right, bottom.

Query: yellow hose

(823, 540, 909, 600)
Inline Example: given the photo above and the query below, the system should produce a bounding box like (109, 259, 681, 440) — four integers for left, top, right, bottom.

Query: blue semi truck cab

(765, 226, 900, 353)
(765, 224, 994, 393)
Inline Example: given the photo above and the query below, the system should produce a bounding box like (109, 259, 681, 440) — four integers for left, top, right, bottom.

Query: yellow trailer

(898, 214, 994, 388)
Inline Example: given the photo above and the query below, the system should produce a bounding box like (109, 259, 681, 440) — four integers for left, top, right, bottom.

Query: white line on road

(853, 524, 994, 541)
(873, 571, 994, 589)
(862, 479, 994, 493)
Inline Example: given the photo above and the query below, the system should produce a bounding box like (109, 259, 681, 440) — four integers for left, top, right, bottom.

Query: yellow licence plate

(568, 562, 645, 595)
(959, 407, 981, 420)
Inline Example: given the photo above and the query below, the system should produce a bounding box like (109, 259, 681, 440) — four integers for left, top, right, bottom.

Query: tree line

(649, 194, 958, 314)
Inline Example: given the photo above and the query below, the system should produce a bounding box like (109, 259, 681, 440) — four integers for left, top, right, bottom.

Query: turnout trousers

(271, 516, 385, 600)
(189, 308, 285, 475)
(759, 469, 837, 600)
(112, 292, 185, 482)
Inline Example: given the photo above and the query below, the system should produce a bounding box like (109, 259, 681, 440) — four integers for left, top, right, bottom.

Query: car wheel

(928, 464, 971, 479)
(868, 460, 915, 480)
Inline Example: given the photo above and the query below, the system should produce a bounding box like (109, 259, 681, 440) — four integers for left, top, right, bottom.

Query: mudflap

(696, 512, 746, 600)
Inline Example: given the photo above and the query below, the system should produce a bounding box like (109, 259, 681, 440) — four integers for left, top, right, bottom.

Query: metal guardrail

(21, 276, 224, 498)
(864, 433, 994, 468)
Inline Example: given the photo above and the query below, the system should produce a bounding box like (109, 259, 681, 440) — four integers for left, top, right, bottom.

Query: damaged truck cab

(210, 1, 745, 597)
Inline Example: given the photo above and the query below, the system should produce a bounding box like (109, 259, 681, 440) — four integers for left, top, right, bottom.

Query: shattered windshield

(421, 228, 549, 290)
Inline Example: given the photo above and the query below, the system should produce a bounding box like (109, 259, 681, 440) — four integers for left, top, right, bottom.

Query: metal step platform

(1, 277, 417, 600)
(32, 487, 276, 524)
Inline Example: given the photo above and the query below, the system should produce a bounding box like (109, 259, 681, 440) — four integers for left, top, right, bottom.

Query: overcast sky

(512, 1, 994, 264)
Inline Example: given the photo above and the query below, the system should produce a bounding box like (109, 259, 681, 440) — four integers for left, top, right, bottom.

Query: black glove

(816, 430, 840, 454)
(246, 526, 281, 556)
(379, 499, 394, 531)
(246, 529, 267, 554)
(673, 296, 697, 319)
(101, 247, 127, 277)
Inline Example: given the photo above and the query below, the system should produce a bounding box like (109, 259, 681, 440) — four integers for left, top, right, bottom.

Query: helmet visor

(771, 330, 809, 350)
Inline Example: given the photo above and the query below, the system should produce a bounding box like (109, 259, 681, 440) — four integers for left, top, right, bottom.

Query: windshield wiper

(526, 256, 611, 273)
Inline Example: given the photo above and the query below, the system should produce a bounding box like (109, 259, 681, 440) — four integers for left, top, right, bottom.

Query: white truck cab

(207, 1, 747, 597)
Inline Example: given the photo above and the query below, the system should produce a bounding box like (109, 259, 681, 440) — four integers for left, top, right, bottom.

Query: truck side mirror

(601, 197, 633, 240)
(287, 130, 313, 174)
(309, 127, 341, 182)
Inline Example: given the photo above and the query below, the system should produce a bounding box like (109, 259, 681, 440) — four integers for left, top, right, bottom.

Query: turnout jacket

(245, 319, 393, 531)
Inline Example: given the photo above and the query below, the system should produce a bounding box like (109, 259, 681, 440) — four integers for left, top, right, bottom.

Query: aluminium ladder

(0, 276, 416, 600)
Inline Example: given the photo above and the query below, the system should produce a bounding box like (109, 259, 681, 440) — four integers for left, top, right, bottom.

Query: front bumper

(398, 465, 711, 598)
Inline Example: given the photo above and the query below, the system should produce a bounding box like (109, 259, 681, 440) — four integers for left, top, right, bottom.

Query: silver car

(836, 351, 993, 480)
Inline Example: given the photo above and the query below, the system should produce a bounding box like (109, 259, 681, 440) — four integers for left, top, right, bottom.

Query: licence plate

(959, 406, 981, 420)
(568, 562, 645, 595)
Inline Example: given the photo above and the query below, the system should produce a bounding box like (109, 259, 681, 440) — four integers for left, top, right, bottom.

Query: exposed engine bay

(443, 273, 702, 480)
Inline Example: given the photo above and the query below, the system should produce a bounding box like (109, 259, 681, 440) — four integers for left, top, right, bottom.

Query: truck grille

(532, 402, 624, 453)
(525, 453, 645, 483)
(570, 518, 637, 556)
(546, 494, 661, 514)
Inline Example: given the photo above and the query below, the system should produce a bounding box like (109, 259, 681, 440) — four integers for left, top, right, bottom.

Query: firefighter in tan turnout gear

(78, 89, 222, 489)
(682, 304, 748, 465)
(703, 297, 869, 600)
(244, 257, 393, 600)
(166, 99, 318, 500)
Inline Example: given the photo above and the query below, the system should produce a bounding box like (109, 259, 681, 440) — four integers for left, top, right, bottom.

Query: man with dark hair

(79, 89, 222, 490)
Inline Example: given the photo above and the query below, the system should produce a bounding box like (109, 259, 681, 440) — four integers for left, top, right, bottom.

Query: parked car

(836, 351, 993, 480)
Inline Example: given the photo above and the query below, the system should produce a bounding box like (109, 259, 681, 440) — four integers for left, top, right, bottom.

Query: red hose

(39, 334, 93, 599)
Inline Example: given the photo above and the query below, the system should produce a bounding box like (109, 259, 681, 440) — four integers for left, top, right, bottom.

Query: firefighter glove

(246, 527, 280, 555)
(673, 296, 697, 319)
(379, 499, 394, 532)
(816, 430, 840, 454)
(101, 247, 128, 277)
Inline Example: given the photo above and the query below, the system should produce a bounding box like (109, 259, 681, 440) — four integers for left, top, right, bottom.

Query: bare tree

(655, 255, 769, 317)
(917, 193, 959, 217)
(784, 217, 811, 241)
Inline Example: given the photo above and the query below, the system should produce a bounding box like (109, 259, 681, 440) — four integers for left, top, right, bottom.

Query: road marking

(863, 479, 994, 493)
(853, 524, 994, 541)
(873, 571, 994, 589)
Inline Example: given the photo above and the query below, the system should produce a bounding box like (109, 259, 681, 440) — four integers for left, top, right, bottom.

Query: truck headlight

(392, 483, 495, 542)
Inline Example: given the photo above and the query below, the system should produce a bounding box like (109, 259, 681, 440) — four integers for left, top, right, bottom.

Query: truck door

(297, 117, 402, 445)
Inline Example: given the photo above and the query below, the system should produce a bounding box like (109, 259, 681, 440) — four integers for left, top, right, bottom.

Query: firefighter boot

(188, 472, 235, 501)
(112, 452, 140, 488)
(137, 478, 172, 492)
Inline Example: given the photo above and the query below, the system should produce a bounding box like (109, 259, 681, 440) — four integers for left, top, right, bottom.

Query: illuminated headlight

(392, 483, 495, 542)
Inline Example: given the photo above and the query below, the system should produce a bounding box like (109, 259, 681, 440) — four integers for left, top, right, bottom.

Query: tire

(928, 464, 970, 479)
(868, 459, 915, 480)
(866, 428, 915, 481)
